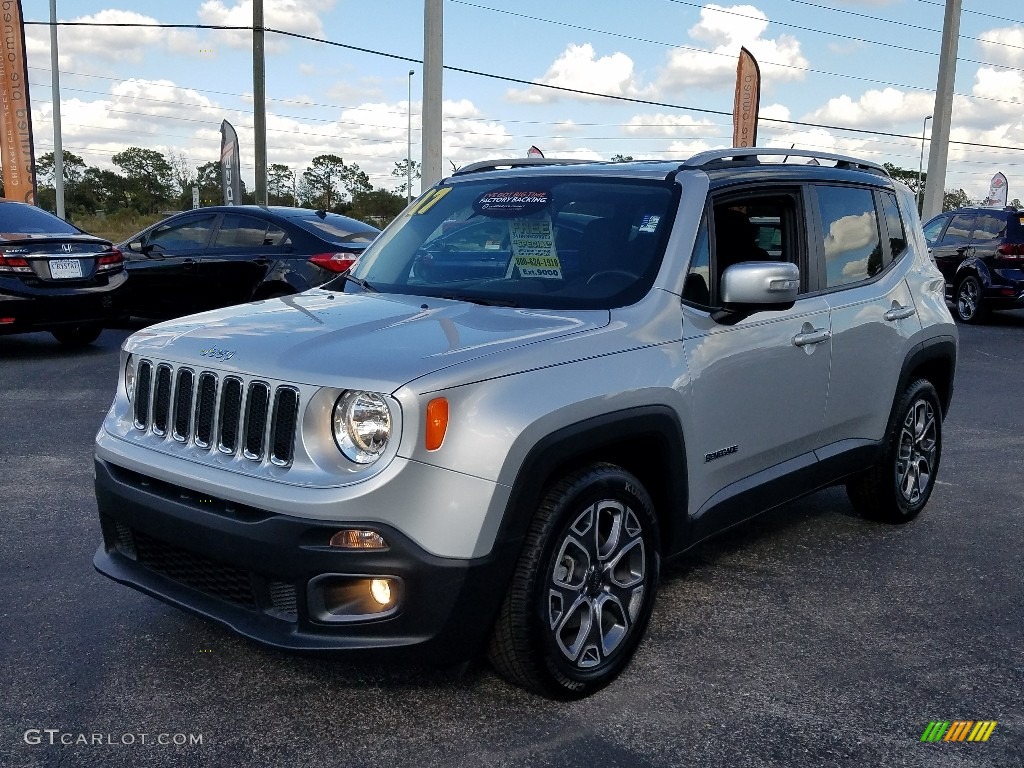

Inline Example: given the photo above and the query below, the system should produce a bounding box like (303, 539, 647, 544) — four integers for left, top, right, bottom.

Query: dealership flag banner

(983, 172, 1008, 208)
(732, 47, 761, 148)
(220, 120, 242, 206)
(527, 145, 544, 158)
(1, 0, 36, 204)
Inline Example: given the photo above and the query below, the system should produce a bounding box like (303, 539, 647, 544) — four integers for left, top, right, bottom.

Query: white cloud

(657, 5, 808, 92)
(624, 113, 717, 138)
(976, 26, 1024, 67)
(198, 0, 336, 52)
(824, 212, 876, 261)
(506, 43, 649, 104)
(805, 88, 935, 130)
(25, 10, 197, 69)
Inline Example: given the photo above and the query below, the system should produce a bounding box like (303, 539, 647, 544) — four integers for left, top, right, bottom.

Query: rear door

(198, 213, 289, 309)
(124, 213, 218, 317)
(819, 185, 921, 445)
(928, 211, 974, 293)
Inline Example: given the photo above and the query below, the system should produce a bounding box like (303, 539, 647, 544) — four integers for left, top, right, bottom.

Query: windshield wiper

(438, 294, 519, 307)
(337, 272, 378, 293)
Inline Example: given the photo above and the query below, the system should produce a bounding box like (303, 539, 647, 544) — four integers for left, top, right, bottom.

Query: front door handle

(792, 326, 831, 347)
(884, 305, 917, 321)
(183, 258, 197, 269)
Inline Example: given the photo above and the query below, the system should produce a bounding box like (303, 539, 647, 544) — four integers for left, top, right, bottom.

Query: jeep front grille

(132, 359, 299, 466)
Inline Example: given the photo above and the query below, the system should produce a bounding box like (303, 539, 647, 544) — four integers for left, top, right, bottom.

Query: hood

(123, 290, 610, 393)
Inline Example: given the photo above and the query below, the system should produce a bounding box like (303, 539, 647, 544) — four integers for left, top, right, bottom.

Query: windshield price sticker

(639, 214, 661, 233)
(508, 216, 562, 279)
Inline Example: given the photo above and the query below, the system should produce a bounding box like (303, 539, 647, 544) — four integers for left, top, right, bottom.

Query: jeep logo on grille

(200, 346, 235, 362)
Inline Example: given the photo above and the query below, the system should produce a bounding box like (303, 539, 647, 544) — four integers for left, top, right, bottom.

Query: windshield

(346, 176, 678, 309)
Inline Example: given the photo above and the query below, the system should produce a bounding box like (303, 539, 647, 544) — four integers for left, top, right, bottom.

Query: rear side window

(971, 212, 1005, 243)
(213, 214, 288, 248)
(880, 192, 907, 258)
(0, 203, 79, 235)
(816, 186, 882, 289)
(922, 215, 948, 244)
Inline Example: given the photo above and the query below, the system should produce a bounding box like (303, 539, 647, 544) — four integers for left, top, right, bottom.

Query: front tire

(847, 379, 943, 524)
(954, 274, 986, 324)
(488, 463, 660, 698)
(51, 324, 102, 347)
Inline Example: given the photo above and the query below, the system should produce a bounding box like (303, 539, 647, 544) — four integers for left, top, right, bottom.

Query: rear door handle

(884, 305, 917, 321)
(792, 327, 831, 347)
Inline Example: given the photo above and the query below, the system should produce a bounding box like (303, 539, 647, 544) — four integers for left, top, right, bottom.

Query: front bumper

(94, 457, 516, 663)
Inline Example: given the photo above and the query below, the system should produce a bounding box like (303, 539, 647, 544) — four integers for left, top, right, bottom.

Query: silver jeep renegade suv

(94, 149, 957, 698)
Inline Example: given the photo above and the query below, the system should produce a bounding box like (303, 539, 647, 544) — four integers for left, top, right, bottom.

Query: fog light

(308, 574, 403, 623)
(370, 578, 392, 606)
(329, 529, 388, 549)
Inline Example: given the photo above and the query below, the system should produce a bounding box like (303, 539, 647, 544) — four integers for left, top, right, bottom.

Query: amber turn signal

(425, 397, 448, 451)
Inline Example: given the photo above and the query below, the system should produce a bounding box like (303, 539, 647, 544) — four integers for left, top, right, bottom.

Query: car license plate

(49, 258, 83, 279)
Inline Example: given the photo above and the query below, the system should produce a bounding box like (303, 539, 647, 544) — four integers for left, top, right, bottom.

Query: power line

(913, 0, 1023, 26)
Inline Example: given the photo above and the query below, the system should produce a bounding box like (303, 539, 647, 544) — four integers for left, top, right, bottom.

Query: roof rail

(452, 157, 598, 176)
(681, 148, 889, 176)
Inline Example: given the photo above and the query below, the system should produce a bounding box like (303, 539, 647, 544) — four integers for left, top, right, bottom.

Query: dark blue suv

(923, 206, 1024, 323)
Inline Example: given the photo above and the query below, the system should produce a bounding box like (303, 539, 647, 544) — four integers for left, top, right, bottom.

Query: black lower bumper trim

(93, 457, 516, 663)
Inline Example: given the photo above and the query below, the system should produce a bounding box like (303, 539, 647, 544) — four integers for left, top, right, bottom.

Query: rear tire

(51, 324, 102, 347)
(846, 379, 943, 524)
(488, 463, 660, 698)
(954, 275, 986, 324)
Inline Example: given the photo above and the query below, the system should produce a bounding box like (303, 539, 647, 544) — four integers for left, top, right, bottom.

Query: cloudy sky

(24, 0, 1024, 200)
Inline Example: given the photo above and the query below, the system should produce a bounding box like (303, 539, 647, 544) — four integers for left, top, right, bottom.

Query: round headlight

(124, 354, 136, 403)
(332, 391, 392, 464)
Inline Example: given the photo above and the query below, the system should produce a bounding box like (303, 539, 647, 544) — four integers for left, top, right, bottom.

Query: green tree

(348, 188, 406, 226)
(943, 189, 972, 212)
(268, 163, 295, 205)
(610, 154, 634, 162)
(882, 163, 926, 198)
(391, 159, 421, 196)
(195, 161, 223, 206)
(300, 154, 347, 210)
(36, 151, 87, 189)
(112, 147, 175, 213)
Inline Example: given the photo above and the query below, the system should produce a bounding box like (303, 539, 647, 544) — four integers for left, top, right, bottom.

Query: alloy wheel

(547, 499, 647, 670)
(896, 398, 937, 505)
(957, 278, 980, 321)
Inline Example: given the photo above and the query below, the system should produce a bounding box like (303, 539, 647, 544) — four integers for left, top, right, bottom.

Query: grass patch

(74, 210, 167, 242)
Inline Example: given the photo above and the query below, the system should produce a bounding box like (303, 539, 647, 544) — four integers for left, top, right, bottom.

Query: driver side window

(146, 215, 217, 251)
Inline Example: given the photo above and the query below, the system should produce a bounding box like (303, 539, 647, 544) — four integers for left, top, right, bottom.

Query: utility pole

(253, 0, 267, 205)
(49, 0, 64, 217)
(922, 0, 961, 220)
(422, 0, 443, 189)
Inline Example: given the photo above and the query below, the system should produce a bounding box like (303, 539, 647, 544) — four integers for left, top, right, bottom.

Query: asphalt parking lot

(2, 313, 1022, 768)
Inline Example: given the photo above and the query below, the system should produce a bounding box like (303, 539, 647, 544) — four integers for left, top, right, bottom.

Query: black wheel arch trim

(894, 334, 957, 418)
(494, 406, 690, 560)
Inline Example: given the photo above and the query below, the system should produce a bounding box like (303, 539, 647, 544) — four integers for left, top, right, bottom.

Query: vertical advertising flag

(220, 120, 242, 206)
(0, 0, 36, 204)
(732, 47, 761, 148)
(982, 172, 1008, 208)
(527, 145, 544, 158)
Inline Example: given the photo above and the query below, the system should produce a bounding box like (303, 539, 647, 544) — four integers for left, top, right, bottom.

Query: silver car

(93, 149, 957, 698)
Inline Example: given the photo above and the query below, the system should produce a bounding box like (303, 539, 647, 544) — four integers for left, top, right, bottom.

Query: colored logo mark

(921, 721, 997, 742)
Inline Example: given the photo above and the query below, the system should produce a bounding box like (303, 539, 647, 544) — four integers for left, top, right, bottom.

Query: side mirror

(713, 262, 799, 323)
